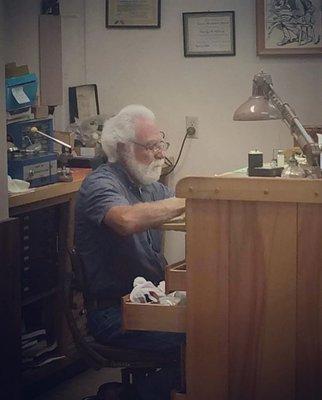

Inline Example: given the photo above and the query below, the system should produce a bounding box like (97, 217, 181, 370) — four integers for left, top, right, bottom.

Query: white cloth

(130, 277, 165, 304)
(8, 175, 30, 193)
(129, 276, 187, 306)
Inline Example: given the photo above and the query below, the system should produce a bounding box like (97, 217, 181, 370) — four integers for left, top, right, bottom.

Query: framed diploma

(106, 0, 161, 28)
(183, 11, 236, 57)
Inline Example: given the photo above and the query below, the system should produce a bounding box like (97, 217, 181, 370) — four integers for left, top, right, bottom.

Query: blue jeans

(87, 306, 185, 400)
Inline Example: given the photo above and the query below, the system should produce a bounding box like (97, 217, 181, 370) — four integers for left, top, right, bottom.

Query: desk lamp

(233, 71, 321, 168)
(30, 127, 73, 182)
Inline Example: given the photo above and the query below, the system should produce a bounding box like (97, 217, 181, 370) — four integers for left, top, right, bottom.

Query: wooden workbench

(123, 173, 322, 400)
(9, 168, 90, 213)
(176, 174, 322, 400)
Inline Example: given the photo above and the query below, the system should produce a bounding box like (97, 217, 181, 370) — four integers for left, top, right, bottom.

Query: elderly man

(75, 105, 185, 399)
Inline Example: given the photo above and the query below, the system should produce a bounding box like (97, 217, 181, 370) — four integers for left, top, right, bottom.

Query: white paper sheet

(11, 85, 30, 104)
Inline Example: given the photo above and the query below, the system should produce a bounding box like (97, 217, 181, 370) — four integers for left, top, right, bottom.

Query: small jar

(277, 150, 285, 168)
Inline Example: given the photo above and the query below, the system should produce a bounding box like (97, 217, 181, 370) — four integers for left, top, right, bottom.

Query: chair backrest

(67, 247, 89, 324)
(68, 247, 90, 299)
(63, 248, 109, 369)
(63, 248, 177, 371)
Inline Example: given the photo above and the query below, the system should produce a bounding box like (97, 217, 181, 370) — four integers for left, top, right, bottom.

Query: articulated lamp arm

(253, 72, 320, 167)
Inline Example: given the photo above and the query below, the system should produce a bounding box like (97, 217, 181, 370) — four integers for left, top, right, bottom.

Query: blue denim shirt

(75, 162, 173, 299)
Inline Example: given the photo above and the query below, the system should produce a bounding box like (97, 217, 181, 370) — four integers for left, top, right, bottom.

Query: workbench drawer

(165, 260, 186, 293)
(122, 295, 186, 333)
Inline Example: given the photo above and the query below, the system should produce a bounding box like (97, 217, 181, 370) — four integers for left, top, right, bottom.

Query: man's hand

(104, 197, 185, 235)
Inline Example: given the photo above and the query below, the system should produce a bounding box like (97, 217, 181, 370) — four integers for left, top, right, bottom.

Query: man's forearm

(104, 197, 185, 235)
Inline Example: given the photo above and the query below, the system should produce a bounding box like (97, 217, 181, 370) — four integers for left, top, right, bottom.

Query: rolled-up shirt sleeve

(79, 176, 129, 227)
(164, 185, 174, 198)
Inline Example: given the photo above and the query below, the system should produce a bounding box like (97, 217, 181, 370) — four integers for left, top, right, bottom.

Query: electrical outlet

(185, 116, 199, 138)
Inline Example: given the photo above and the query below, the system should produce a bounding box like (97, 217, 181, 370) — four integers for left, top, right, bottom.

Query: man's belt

(85, 297, 120, 312)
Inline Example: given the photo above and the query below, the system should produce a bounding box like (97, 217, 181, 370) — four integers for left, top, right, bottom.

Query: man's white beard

(125, 150, 164, 185)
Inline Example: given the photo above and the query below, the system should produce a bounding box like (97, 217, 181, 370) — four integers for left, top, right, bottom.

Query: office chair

(63, 248, 180, 386)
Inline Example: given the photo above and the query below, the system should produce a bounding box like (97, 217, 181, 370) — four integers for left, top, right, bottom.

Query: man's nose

(154, 149, 166, 159)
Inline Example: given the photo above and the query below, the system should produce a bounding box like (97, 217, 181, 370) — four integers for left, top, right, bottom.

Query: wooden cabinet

(0, 218, 21, 400)
(8, 169, 89, 396)
(176, 175, 322, 400)
(122, 174, 322, 400)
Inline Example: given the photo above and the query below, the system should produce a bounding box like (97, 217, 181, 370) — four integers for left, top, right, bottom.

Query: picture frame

(256, 0, 322, 55)
(69, 84, 100, 124)
(106, 0, 161, 29)
(183, 11, 236, 57)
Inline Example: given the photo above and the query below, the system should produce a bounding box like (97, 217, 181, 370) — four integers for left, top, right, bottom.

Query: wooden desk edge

(161, 221, 186, 232)
(9, 169, 90, 209)
(175, 175, 322, 204)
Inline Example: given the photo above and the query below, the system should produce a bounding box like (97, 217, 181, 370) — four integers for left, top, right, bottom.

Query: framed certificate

(106, 0, 161, 28)
(68, 84, 99, 123)
(183, 11, 236, 57)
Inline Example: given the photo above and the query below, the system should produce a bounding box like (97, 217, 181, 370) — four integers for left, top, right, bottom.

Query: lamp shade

(233, 96, 281, 121)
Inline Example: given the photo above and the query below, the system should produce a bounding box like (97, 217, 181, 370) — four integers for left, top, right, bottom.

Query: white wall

(84, 0, 322, 262)
(85, 0, 322, 177)
(4, 0, 41, 76)
(3, 0, 322, 259)
(0, 0, 8, 221)
(55, 0, 86, 130)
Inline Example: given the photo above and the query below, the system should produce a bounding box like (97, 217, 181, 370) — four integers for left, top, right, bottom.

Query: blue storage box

(5, 73, 38, 112)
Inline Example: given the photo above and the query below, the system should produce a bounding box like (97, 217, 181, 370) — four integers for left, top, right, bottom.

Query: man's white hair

(101, 104, 155, 162)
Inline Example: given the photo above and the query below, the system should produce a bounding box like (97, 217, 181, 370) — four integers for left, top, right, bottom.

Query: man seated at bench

(75, 104, 185, 400)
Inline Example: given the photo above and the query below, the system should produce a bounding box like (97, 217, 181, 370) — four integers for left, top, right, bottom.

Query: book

(22, 328, 46, 342)
(22, 339, 38, 350)
(33, 355, 66, 367)
(22, 339, 48, 357)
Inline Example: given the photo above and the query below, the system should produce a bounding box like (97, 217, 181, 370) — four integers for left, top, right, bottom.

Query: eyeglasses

(130, 132, 170, 154)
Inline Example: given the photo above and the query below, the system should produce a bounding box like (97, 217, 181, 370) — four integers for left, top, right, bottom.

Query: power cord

(162, 127, 194, 176)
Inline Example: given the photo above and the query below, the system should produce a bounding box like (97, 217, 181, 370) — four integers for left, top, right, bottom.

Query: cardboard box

(32, 105, 49, 119)
(54, 131, 75, 153)
(74, 146, 96, 157)
(5, 62, 29, 78)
